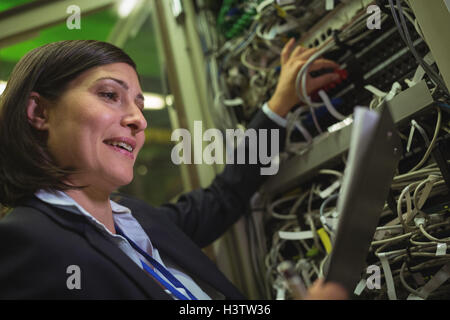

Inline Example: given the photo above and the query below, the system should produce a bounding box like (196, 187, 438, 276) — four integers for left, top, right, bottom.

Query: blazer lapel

(23, 197, 172, 299)
(136, 213, 245, 299)
(82, 223, 171, 299)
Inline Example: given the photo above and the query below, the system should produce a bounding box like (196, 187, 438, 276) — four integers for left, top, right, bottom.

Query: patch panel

(196, 0, 450, 300)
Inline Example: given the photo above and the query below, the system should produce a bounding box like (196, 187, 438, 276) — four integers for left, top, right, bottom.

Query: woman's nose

(122, 104, 147, 133)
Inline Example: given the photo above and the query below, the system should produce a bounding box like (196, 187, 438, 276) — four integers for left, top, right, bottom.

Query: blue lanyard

(114, 224, 197, 300)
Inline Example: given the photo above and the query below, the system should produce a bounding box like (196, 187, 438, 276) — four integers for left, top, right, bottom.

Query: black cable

(376, 0, 393, 15)
(396, 0, 446, 90)
(331, 30, 365, 92)
(389, 0, 449, 96)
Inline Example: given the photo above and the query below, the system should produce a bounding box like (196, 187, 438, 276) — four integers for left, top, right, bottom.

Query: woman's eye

(99, 91, 118, 101)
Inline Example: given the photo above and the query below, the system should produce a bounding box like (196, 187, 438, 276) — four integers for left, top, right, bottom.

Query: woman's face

(45, 62, 147, 192)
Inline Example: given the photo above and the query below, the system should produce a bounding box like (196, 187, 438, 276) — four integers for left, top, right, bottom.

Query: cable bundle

(197, 0, 450, 299)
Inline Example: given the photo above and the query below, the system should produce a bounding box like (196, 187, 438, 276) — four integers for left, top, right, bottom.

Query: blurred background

(0, 0, 183, 206)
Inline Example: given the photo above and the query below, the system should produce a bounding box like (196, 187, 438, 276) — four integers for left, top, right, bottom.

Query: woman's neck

(64, 187, 116, 234)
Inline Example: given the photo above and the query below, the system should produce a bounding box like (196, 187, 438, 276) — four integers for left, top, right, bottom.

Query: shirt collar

(35, 189, 131, 216)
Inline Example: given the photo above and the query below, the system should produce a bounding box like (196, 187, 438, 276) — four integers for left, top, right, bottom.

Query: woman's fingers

(281, 38, 296, 65)
(307, 72, 340, 93)
(271, 39, 341, 115)
(308, 58, 340, 72)
(290, 45, 309, 61)
(295, 47, 317, 61)
(306, 59, 341, 94)
(282, 40, 318, 65)
(304, 279, 348, 300)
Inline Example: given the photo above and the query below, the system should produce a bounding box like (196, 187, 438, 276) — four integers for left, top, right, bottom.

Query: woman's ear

(27, 92, 49, 130)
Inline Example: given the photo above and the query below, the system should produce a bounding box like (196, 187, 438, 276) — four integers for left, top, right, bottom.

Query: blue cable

(437, 102, 450, 110)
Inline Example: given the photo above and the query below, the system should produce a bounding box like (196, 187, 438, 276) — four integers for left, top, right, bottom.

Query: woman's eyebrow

(95, 77, 144, 101)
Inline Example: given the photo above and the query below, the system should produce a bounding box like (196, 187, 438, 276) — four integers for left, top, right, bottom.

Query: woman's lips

(105, 143, 134, 160)
(103, 137, 137, 160)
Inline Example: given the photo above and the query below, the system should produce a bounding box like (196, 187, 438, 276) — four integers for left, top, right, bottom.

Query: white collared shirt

(262, 102, 288, 127)
(35, 189, 211, 300)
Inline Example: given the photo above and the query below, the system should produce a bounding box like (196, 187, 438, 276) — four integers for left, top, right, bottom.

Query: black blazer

(0, 110, 285, 299)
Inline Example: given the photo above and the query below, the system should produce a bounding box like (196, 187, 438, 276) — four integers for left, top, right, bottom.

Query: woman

(0, 40, 346, 299)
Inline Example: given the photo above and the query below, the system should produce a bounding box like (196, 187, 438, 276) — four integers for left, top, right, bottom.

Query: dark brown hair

(0, 40, 137, 208)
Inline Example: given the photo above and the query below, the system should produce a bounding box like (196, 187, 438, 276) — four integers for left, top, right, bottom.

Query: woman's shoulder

(0, 205, 59, 241)
(0, 202, 86, 248)
(1, 204, 49, 228)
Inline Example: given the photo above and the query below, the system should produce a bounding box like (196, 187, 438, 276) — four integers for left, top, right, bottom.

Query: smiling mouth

(105, 140, 134, 152)
(104, 140, 135, 160)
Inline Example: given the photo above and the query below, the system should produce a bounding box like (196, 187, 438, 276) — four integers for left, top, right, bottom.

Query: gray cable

(319, 193, 339, 232)
(396, 0, 448, 93)
(389, 0, 449, 95)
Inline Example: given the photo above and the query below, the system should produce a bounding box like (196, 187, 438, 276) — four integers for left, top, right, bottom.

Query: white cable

(409, 107, 442, 172)
(240, 48, 272, 72)
(414, 262, 450, 299)
(412, 174, 440, 211)
(378, 253, 397, 300)
(317, 90, 346, 121)
(285, 106, 313, 154)
(295, 40, 336, 108)
(223, 97, 244, 107)
(269, 195, 299, 220)
(397, 182, 419, 232)
(318, 169, 343, 178)
(365, 85, 387, 99)
(293, 41, 338, 134)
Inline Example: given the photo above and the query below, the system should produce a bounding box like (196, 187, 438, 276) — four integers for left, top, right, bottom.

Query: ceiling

(0, 0, 32, 11)
(0, 0, 163, 92)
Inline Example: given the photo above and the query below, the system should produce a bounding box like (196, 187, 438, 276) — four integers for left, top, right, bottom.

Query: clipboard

(323, 104, 402, 293)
